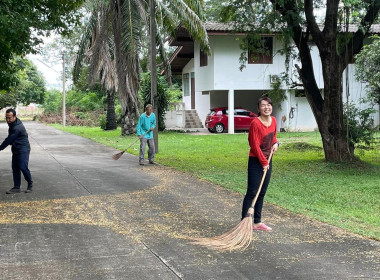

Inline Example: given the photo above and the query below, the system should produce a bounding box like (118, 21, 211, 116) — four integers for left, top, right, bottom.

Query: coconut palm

(74, 0, 209, 134)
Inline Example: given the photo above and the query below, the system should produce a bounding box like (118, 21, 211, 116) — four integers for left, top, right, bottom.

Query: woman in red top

(241, 96, 279, 231)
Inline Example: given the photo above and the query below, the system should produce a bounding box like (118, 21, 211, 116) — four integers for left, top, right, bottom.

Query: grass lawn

(51, 124, 380, 240)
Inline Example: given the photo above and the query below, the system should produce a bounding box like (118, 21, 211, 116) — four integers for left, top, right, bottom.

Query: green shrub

(99, 114, 106, 130)
(344, 101, 377, 149)
(42, 89, 62, 113)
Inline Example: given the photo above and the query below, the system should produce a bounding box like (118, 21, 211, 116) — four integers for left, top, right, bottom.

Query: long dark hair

(257, 96, 273, 116)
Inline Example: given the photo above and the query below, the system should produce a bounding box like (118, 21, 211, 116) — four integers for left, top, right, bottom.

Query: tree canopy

(0, 0, 84, 90)
(0, 57, 46, 110)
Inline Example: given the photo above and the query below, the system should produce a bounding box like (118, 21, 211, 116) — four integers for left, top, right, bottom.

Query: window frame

(183, 73, 190, 96)
(200, 49, 208, 67)
(248, 36, 274, 64)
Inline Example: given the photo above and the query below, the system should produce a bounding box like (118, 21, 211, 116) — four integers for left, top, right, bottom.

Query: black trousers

(12, 152, 33, 189)
(241, 157, 272, 223)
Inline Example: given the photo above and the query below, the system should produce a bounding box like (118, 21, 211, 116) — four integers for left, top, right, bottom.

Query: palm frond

(182, 0, 205, 21)
(73, 6, 99, 83)
(121, 0, 144, 56)
(156, 0, 178, 37)
(88, 3, 113, 87)
(165, 0, 210, 53)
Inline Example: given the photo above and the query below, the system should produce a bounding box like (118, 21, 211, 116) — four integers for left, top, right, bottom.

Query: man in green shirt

(137, 104, 156, 165)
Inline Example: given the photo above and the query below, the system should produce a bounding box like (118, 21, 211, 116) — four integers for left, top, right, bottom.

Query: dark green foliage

(204, 0, 229, 21)
(43, 89, 103, 114)
(66, 90, 103, 112)
(73, 66, 117, 130)
(344, 101, 377, 148)
(355, 35, 380, 104)
(139, 73, 170, 131)
(0, 91, 17, 111)
(0, 0, 84, 90)
(265, 79, 287, 109)
(0, 57, 46, 110)
(16, 59, 46, 106)
(42, 90, 62, 114)
(40, 88, 106, 127)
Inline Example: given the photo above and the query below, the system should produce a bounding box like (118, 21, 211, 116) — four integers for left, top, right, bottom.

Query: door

(235, 109, 252, 130)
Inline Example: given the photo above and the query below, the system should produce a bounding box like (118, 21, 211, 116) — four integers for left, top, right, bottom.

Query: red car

(205, 107, 258, 133)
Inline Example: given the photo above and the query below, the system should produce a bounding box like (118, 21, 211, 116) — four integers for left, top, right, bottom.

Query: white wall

(194, 36, 287, 91)
(195, 91, 210, 126)
(282, 92, 318, 132)
(164, 103, 185, 129)
(214, 36, 287, 90)
(194, 40, 214, 92)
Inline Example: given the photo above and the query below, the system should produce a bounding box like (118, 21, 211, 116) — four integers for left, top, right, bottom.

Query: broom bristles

(112, 151, 125, 160)
(190, 152, 273, 251)
(189, 216, 253, 251)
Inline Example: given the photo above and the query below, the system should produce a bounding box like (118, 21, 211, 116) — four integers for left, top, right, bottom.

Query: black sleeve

(0, 128, 20, 150)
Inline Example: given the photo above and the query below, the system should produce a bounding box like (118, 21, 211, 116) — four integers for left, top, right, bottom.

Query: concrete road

(0, 121, 379, 280)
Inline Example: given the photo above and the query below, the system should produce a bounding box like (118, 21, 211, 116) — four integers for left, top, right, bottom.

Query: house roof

(167, 22, 380, 75)
(203, 22, 380, 33)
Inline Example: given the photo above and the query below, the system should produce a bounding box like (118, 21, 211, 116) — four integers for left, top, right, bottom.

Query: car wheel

(208, 128, 215, 133)
(214, 123, 224, 133)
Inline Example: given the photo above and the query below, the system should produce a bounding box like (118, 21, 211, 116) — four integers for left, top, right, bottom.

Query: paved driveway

(0, 121, 379, 279)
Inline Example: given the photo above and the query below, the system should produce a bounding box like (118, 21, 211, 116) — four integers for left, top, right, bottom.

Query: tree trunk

(112, 0, 140, 135)
(105, 90, 117, 130)
(319, 60, 353, 160)
(297, 35, 354, 162)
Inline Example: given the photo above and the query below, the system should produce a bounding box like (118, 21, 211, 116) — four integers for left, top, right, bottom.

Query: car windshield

(208, 110, 216, 116)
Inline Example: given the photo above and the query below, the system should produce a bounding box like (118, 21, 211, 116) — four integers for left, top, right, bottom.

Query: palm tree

(74, 0, 209, 135)
(74, 1, 118, 130)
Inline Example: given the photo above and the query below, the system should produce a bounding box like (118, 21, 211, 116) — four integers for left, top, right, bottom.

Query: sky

(27, 53, 62, 90)
(26, 34, 72, 91)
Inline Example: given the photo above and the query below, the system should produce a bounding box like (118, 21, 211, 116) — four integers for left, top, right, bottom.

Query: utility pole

(62, 52, 66, 127)
(150, 0, 158, 153)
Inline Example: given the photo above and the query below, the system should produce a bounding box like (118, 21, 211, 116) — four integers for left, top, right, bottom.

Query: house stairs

(184, 110, 204, 129)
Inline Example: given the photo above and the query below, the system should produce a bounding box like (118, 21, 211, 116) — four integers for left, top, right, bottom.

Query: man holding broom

(0, 108, 33, 194)
(137, 104, 156, 165)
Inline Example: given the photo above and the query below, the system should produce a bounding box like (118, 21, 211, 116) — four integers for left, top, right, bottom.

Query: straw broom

(190, 151, 273, 251)
(112, 130, 149, 160)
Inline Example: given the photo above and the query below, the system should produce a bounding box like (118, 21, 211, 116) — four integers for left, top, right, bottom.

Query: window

(235, 109, 250, 116)
(183, 73, 190, 96)
(295, 89, 306, 97)
(200, 49, 208, 67)
(248, 37, 273, 64)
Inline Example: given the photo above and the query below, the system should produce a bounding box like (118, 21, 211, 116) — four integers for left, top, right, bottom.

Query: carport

(208, 89, 277, 133)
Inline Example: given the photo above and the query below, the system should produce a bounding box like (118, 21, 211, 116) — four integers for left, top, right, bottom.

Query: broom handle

(123, 130, 150, 152)
(249, 150, 274, 209)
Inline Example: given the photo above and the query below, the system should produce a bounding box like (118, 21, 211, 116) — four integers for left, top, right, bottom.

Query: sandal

(253, 223, 272, 231)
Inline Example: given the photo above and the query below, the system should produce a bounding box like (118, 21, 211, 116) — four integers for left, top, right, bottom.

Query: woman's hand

(272, 142, 279, 153)
(263, 165, 270, 172)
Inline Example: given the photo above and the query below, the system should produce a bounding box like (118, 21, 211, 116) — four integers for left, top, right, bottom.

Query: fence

(0, 104, 42, 118)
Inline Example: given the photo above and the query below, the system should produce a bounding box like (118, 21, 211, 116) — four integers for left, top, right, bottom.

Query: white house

(167, 22, 380, 133)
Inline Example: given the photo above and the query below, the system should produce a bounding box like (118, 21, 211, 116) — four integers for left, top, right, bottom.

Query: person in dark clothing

(0, 108, 33, 194)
